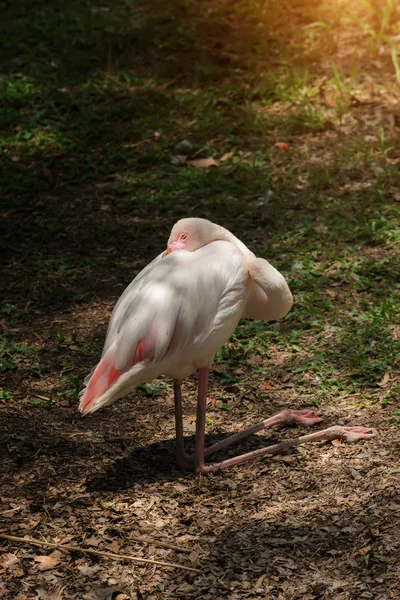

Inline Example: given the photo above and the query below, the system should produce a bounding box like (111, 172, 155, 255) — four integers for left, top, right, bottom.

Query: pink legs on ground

(173, 379, 192, 470)
(173, 368, 377, 474)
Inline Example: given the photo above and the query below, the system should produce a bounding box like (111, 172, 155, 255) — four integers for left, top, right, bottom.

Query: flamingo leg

(175, 371, 377, 473)
(203, 408, 323, 458)
(192, 367, 209, 471)
(173, 379, 192, 469)
(198, 426, 378, 473)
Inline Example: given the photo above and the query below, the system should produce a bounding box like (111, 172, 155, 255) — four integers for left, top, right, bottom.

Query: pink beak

(162, 240, 186, 257)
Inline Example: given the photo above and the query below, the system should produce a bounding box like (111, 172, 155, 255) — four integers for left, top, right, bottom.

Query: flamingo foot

(202, 408, 323, 460)
(175, 370, 377, 474)
(331, 426, 378, 443)
(287, 409, 323, 426)
(195, 424, 378, 473)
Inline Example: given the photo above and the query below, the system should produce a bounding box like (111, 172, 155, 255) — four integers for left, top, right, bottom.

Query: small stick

(33, 394, 50, 401)
(128, 534, 189, 554)
(0, 533, 201, 574)
(189, 138, 219, 159)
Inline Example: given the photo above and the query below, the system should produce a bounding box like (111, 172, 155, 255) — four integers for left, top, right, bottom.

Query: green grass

(0, 0, 399, 418)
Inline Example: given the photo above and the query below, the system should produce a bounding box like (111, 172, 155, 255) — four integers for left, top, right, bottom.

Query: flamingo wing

(79, 241, 248, 414)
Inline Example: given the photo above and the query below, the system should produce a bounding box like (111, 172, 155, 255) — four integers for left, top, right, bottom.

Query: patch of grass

(59, 374, 83, 405)
(0, 331, 33, 373)
(0, 386, 14, 401)
(0, 0, 399, 412)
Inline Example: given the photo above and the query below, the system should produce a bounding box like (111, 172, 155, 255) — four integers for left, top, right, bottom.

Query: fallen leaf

(78, 564, 101, 577)
(0, 552, 19, 569)
(83, 586, 129, 600)
(331, 439, 342, 446)
(34, 551, 62, 571)
(250, 510, 271, 520)
(219, 151, 234, 162)
(86, 536, 101, 547)
(350, 467, 362, 480)
(186, 157, 218, 168)
(36, 587, 64, 600)
(274, 142, 289, 151)
(173, 483, 187, 492)
(377, 371, 390, 387)
(276, 455, 296, 464)
(255, 574, 266, 589)
(259, 381, 275, 390)
(170, 155, 188, 166)
(325, 289, 338, 297)
(108, 541, 120, 553)
(359, 545, 372, 555)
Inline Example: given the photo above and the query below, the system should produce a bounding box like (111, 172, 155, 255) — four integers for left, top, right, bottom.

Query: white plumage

(79, 217, 375, 473)
(79, 219, 292, 415)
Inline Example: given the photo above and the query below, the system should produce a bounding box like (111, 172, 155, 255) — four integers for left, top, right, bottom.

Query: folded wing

(79, 242, 248, 414)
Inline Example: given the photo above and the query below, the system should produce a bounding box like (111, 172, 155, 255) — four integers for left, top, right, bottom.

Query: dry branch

(0, 533, 201, 574)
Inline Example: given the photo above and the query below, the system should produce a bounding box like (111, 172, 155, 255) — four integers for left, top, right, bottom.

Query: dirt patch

(1, 373, 399, 598)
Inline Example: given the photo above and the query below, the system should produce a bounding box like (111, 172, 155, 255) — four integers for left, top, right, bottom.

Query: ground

(0, 0, 400, 598)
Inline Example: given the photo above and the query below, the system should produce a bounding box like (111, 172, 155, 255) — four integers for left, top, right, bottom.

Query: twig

(0, 533, 201, 574)
(128, 534, 189, 554)
(189, 138, 219, 159)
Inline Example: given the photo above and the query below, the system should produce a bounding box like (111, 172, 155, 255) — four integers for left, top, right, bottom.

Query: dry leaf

(359, 545, 372, 555)
(1, 552, 19, 569)
(83, 586, 129, 600)
(86, 536, 101, 547)
(219, 151, 234, 162)
(331, 439, 342, 446)
(78, 564, 101, 577)
(255, 574, 266, 589)
(186, 157, 218, 168)
(170, 155, 188, 166)
(278, 455, 296, 464)
(108, 541, 120, 553)
(34, 551, 62, 571)
(325, 289, 338, 297)
(274, 142, 289, 151)
(260, 381, 275, 390)
(250, 510, 271, 520)
(36, 587, 64, 600)
(377, 371, 390, 387)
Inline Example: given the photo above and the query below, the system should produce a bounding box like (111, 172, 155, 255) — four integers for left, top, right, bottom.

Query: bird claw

(339, 426, 378, 443)
(290, 409, 323, 426)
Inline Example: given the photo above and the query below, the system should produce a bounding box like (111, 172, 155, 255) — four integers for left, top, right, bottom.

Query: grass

(0, 0, 399, 421)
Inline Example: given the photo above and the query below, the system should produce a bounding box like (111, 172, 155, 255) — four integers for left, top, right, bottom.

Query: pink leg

(173, 371, 377, 473)
(204, 409, 323, 458)
(173, 379, 192, 469)
(193, 367, 209, 471)
(199, 426, 378, 473)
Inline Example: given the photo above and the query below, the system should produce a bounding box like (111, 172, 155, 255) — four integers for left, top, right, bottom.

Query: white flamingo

(79, 218, 376, 473)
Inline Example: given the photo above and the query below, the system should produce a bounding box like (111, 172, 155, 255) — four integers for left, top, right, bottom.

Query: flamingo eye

(180, 233, 187, 240)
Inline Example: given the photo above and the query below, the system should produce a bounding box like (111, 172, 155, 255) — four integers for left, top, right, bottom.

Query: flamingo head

(163, 218, 228, 257)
